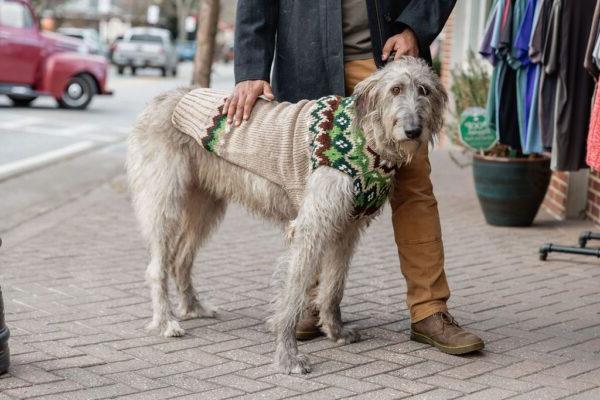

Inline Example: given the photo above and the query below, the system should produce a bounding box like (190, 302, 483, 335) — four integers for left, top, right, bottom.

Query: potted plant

(447, 53, 552, 227)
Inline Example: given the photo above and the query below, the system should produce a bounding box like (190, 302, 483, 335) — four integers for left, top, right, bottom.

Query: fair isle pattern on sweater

(308, 95, 397, 217)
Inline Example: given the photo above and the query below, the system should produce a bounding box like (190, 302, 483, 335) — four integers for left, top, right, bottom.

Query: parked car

(0, 0, 112, 109)
(176, 40, 196, 61)
(112, 27, 178, 77)
(57, 27, 106, 56)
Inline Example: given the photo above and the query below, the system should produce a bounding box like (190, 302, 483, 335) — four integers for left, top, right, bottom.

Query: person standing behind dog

(225, 0, 484, 355)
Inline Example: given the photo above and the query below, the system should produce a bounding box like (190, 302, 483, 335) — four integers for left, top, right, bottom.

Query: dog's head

(353, 57, 448, 163)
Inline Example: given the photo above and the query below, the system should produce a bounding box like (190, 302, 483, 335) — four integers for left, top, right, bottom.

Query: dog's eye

(418, 85, 430, 96)
(391, 85, 404, 96)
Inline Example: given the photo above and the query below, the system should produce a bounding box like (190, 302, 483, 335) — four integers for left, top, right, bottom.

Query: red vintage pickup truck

(0, 0, 112, 109)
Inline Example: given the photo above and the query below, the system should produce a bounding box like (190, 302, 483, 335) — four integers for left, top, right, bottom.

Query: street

(0, 62, 234, 233)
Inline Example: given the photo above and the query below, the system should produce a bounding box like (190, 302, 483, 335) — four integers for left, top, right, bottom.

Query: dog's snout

(405, 126, 422, 140)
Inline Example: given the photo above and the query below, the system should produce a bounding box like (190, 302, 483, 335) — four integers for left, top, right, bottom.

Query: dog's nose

(405, 127, 422, 139)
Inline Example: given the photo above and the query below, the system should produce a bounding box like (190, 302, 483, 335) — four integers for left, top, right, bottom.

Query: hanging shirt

(539, 0, 561, 149)
(587, 81, 600, 171)
(584, 0, 600, 79)
(594, 30, 600, 68)
(525, 0, 544, 154)
(498, 0, 522, 152)
(550, 0, 596, 171)
(514, 0, 542, 154)
(480, 0, 501, 64)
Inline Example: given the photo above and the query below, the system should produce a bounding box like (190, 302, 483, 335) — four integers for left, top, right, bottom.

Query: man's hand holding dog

(382, 28, 420, 61)
(225, 80, 274, 126)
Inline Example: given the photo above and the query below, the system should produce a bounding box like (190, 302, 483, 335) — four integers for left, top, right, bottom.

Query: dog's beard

(395, 139, 422, 165)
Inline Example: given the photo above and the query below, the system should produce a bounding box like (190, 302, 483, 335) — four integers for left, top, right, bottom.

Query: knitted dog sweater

(172, 88, 397, 217)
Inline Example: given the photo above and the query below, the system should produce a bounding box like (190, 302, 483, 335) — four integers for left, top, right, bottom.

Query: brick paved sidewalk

(1, 149, 599, 400)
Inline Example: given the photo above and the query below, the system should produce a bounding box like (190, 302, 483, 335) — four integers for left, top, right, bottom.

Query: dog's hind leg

(172, 189, 226, 320)
(272, 169, 355, 374)
(317, 222, 363, 344)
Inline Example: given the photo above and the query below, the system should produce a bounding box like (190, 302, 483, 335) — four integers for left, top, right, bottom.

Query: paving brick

(340, 361, 401, 379)
(8, 364, 62, 384)
(439, 361, 500, 379)
(209, 374, 273, 393)
(39, 383, 138, 400)
(106, 371, 168, 390)
(34, 355, 105, 371)
(492, 360, 551, 378)
(389, 361, 454, 380)
(138, 361, 202, 379)
(403, 388, 462, 400)
(366, 374, 434, 395)
(459, 388, 516, 400)
(116, 387, 191, 400)
(53, 367, 114, 387)
(86, 359, 152, 375)
(566, 388, 600, 400)
(188, 361, 252, 380)
(313, 373, 382, 394)
(4, 379, 83, 398)
(506, 387, 571, 400)
(469, 373, 540, 393)
(175, 386, 244, 400)
(520, 373, 596, 394)
(419, 374, 486, 394)
(0, 376, 32, 390)
(260, 373, 327, 393)
(287, 387, 355, 399)
(231, 386, 300, 400)
(346, 388, 410, 399)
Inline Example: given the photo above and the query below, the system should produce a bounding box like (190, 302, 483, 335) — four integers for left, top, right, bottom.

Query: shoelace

(438, 312, 460, 334)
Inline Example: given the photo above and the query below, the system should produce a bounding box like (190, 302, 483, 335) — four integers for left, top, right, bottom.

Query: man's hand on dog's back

(224, 80, 274, 127)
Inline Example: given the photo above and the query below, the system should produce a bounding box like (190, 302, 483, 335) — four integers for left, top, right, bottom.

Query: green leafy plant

(446, 50, 490, 147)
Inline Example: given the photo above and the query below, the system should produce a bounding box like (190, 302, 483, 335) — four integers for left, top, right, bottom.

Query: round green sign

(459, 107, 498, 151)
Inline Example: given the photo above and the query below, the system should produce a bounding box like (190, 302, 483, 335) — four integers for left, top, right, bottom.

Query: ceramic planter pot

(472, 154, 552, 227)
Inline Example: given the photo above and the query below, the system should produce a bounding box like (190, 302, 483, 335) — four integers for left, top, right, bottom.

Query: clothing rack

(539, 231, 600, 260)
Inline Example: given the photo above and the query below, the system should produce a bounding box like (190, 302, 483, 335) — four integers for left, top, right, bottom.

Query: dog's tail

(126, 86, 195, 240)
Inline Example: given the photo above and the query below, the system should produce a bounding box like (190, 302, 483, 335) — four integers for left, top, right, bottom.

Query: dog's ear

(427, 71, 449, 136)
(353, 70, 382, 122)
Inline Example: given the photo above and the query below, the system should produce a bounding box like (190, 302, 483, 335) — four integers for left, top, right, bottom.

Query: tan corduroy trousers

(345, 58, 450, 322)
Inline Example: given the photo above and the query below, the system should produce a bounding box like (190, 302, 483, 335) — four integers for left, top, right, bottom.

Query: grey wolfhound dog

(127, 58, 447, 374)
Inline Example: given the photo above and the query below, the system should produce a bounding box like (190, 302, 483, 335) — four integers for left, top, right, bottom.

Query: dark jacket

(234, 0, 456, 102)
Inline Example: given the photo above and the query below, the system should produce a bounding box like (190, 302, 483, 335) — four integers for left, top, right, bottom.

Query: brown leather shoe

(295, 307, 322, 341)
(411, 311, 484, 355)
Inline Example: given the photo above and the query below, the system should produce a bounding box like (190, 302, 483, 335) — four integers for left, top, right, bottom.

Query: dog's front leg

(272, 169, 355, 374)
(272, 224, 325, 374)
(317, 222, 363, 344)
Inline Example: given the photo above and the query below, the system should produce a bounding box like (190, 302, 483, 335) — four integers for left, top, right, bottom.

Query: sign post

(459, 107, 498, 153)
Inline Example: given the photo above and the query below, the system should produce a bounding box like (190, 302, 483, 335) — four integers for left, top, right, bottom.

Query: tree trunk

(192, 0, 220, 87)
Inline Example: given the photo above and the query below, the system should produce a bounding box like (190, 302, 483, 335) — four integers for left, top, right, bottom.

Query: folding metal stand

(539, 231, 600, 260)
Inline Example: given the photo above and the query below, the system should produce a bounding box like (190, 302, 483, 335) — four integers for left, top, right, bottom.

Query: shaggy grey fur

(126, 57, 447, 374)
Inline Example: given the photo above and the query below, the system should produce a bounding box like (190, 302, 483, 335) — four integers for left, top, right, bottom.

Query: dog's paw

(162, 320, 185, 337)
(277, 353, 311, 375)
(146, 319, 186, 337)
(178, 302, 217, 320)
(329, 327, 361, 345)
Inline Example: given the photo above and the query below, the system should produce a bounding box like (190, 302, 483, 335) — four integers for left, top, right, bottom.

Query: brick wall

(587, 170, 600, 225)
(542, 172, 569, 220)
